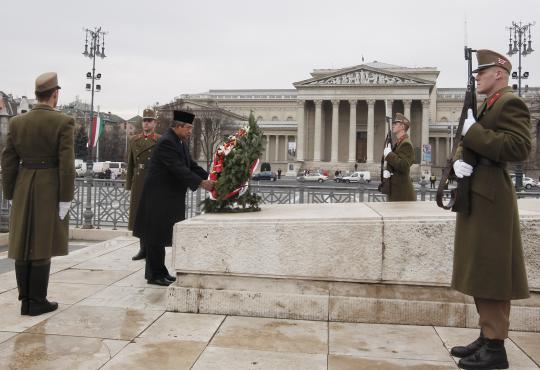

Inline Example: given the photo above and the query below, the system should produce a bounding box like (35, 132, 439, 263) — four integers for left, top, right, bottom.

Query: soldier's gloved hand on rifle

(383, 170, 392, 179)
(383, 144, 392, 158)
(453, 160, 473, 178)
(59, 202, 71, 220)
(461, 108, 476, 136)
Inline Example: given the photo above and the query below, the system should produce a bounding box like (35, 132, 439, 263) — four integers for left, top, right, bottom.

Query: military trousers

(475, 297, 511, 340)
(144, 243, 168, 280)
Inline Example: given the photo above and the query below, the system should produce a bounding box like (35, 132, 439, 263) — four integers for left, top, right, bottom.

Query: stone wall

(167, 200, 540, 331)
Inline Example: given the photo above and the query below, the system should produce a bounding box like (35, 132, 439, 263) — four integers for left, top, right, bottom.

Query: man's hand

(461, 108, 476, 136)
(383, 144, 392, 158)
(383, 170, 392, 179)
(200, 180, 215, 191)
(59, 202, 71, 220)
(453, 160, 473, 178)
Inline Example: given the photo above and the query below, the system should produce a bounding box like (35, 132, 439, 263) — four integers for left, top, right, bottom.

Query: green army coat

(386, 137, 416, 202)
(1, 104, 75, 260)
(452, 87, 531, 300)
(125, 133, 160, 230)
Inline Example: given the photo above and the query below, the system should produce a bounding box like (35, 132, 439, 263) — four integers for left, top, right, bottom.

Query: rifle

(378, 116, 394, 195)
(436, 47, 477, 213)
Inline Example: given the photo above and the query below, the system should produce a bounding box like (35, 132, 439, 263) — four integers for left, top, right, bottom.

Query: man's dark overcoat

(452, 87, 531, 300)
(133, 128, 207, 246)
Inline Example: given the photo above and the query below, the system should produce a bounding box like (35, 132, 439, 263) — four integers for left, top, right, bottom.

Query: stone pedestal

(168, 201, 540, 332)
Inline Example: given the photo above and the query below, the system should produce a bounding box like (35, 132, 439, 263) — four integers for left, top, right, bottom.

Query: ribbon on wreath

(207, 127, 259, 201)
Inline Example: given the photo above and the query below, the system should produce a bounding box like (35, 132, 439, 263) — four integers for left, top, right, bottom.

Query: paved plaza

(0, 236, 538, 369)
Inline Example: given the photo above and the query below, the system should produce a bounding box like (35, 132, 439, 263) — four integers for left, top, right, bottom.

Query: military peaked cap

(473, 49, 512, 73)
(35, 72, 61, 93)
(142, 108, 156, 120)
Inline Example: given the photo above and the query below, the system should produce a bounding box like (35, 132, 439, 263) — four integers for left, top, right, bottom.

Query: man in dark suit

(1, 72, 75, 315)
(133, 110, 214, 286)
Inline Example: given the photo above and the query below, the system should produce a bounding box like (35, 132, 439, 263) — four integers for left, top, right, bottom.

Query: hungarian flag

(88, 113, 104, 148)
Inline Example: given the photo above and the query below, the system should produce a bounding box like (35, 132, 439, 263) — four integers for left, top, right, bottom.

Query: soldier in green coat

(449, 50, 531, 370)
(383, 113, 416, 202)
(1, 72, 75, 316)
(126, 108, 160, 260)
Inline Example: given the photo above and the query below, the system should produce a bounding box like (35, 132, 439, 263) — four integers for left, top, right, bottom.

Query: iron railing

(1, 178, 539, 231)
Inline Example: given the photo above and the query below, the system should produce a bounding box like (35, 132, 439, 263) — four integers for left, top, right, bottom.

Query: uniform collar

(395, 134, 408, 146)
(32, 103, 55, 111)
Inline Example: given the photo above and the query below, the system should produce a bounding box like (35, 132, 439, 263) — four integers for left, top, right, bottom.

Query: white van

(341, 171, 371, 183)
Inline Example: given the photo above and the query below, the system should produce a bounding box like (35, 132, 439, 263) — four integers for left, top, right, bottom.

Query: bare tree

(195, 108, 236, 171)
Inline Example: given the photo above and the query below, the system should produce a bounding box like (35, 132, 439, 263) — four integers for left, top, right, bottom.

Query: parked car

(340, 171, 371, 183)
(252, 171, 277, 181)
(510, 175, 538, 190)
(297, 173, 328, 183)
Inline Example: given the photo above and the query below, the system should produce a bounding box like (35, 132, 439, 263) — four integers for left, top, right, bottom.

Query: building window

(286, 116, 293, 121)
(257, 116, 263, 122)
(271, 116, 278, 121)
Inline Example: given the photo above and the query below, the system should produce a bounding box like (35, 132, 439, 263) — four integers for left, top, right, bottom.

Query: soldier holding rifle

(449, 50, 531, 370)
(381, 113, 416, 201)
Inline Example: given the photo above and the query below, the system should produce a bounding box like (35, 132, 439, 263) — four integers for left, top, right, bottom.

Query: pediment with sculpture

(294, 67, 433, 87)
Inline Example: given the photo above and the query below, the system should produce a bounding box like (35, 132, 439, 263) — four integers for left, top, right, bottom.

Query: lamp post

(82, 26, 107, 228)
(506, 21, 534, 191)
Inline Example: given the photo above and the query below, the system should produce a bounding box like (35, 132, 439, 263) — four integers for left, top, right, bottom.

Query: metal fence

(1, 178, 539, 231)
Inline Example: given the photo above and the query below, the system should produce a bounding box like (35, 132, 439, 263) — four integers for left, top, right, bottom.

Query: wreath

(202, 112, 264, 213)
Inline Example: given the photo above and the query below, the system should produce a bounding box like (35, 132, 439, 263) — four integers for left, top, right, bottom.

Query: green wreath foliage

(202, 112, 264, 213)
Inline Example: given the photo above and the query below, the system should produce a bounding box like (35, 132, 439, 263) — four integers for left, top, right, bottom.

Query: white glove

(383, 170, 392, 179)
(461, 109, 476, 136)
(383, 144, 392, 158)
(453, 160, 473, 178)
(59, 202, 71, 220)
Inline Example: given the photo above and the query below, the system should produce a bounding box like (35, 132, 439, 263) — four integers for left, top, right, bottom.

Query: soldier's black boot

(132, 241, 146, 260)
(458, 339, 509, 370)
(451, 330, 486, 358)
(27, 263, 58, 316)
(14, 261, 30, 315)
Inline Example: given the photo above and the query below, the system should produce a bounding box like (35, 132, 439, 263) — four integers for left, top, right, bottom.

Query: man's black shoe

(451, 331, 486, 358)
(458, 340, 509, 370)
(132, 249, 146, 260)
(147, 278, 172, 286)
(165, 274, 176, 282)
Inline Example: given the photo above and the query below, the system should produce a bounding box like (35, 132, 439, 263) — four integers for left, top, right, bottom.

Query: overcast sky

(2, 0, 538, 119)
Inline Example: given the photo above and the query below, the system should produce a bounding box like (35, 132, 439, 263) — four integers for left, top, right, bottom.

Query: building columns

(385, 99, 393, 135)
(296, 100, 305, 161)
(313, 100, 323, 162)
(421, 99, 430, 150)
(366, 99, 375, 163)
(348, 100, 357, 163)
(403, 99, 412, 142)
(274, 135, 280, 162)
(331, 99, 339, 162)
(284, 135, 289, 161)
(265, 135, 270, 162)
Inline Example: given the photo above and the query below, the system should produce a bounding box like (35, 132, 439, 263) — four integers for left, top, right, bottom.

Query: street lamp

(82, 26, 107, 228)
(506, 21, 534, 191)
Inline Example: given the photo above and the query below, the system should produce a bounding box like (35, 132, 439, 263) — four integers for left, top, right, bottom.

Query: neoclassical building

(176, 61, 539, 177)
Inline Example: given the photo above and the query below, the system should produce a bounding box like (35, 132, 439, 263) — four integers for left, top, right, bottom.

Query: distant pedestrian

(277, 168, 282, 179)
(430, 174, 436, 189)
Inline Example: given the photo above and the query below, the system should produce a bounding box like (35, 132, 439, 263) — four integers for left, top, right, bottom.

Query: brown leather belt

(21, 159, 59, 169)
(477, 157, 506, 169)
